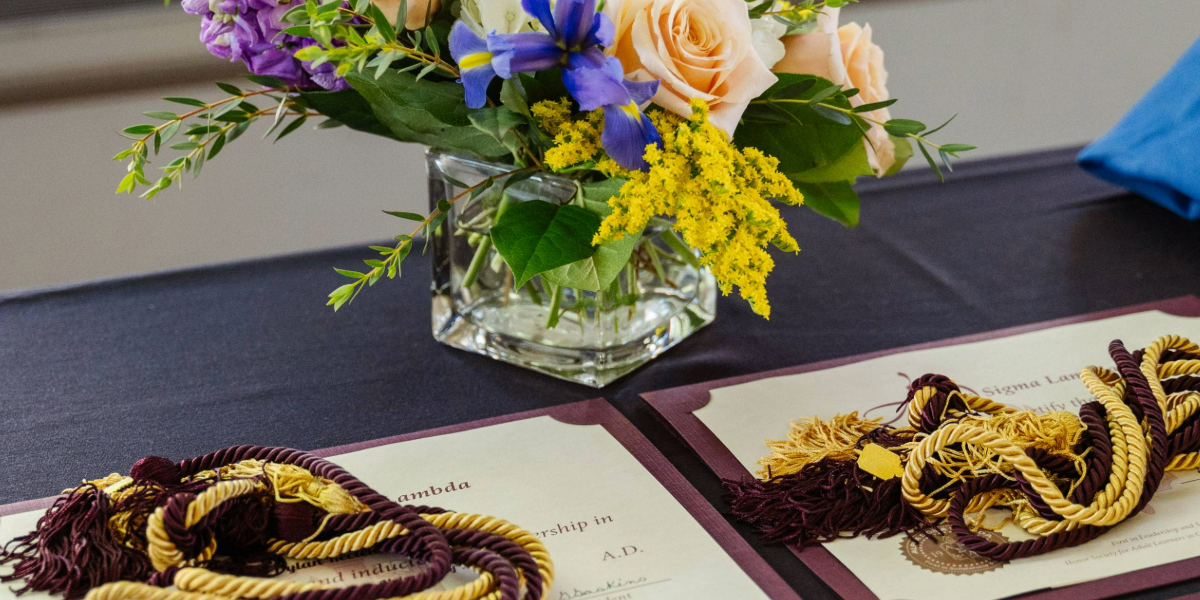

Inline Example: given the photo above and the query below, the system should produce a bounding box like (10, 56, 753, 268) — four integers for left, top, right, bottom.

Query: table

(2, 146, 1198, 598)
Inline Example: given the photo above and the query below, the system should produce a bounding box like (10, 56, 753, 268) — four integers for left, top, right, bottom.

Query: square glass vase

(427, 150, 717, 388)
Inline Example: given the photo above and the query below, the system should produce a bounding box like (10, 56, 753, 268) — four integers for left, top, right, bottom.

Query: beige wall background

(1, 1, 1197, 292)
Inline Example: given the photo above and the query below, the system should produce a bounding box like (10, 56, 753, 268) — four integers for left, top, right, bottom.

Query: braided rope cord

(73, 447, 552, 600)
(935, 337, 1194, 559)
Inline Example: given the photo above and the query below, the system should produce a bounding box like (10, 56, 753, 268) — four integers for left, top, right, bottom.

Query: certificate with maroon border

(0, 398, 798, 600)
(643, 296, 1200, 600)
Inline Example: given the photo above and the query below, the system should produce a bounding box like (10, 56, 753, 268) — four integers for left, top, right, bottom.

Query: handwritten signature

(557, 576, 649, 599)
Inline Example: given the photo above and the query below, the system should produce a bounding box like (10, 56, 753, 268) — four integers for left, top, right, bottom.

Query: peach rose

(604, 0, 778, 136)
(774, 8, 896, 176)
(371, 0, 441, 30)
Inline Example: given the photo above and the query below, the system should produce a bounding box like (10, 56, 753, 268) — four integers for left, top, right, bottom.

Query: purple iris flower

(449, 22, 500, 111)
(449, 0, 661, 170)
(570, 54, 662, 172)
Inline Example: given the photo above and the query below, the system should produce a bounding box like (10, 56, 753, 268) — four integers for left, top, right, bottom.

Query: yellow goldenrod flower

(544, 97, 803, 318)
(530, 99, 573, 138)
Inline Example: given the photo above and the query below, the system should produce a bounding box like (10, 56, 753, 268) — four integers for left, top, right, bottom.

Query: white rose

(751, 17, 789, 70)
(457, 0, 540, 36)
(774, 8, 896, 176)
(605, 0, 779, 137)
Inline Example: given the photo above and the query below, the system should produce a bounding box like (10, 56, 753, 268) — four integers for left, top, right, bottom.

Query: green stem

(525, 277, 544, 306)
(462, 238, 492, 289)
(661, 230, 702, 271)
(461, 191, 514, 289)
(546, 284, 563, 330)
(647, 242, 668, 284)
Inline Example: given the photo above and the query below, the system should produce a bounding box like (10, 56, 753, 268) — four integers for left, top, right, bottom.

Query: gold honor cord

(727, 335, 1200, 559)
(1, 450, 554, 600)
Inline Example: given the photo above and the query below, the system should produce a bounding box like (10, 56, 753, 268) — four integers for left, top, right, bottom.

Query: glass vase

(427, 150, 717, 388)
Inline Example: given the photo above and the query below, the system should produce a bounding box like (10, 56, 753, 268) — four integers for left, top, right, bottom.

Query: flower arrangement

(116, 0, 972, 319)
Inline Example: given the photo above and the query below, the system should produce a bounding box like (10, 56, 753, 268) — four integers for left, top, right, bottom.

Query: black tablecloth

(3, 146, 1199, 598)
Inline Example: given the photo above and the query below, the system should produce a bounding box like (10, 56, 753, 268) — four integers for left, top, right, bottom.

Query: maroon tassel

(0, 485, 151, 599)
(200, 496, 283, 577)
(724, 458, 931, 547)
(129, 457, 182, 487)
(268, 501, 325, 543)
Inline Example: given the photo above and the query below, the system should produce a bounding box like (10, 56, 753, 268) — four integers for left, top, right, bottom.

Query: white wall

(0, 0, 1196, 292)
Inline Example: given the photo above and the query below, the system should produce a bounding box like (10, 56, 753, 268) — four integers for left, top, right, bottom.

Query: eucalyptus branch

(289, 1, 458, 81)
(114, 83, 315, 198)
(750, 92, 975, 181)
(327, 166, 538, 311)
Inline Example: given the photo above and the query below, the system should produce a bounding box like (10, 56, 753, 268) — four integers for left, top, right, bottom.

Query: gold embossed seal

(900, 523, 1008, 575)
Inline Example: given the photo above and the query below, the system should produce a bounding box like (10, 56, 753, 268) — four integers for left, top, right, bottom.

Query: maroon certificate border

(642, 295, 1200, 600)
(0, 398, 800, 600)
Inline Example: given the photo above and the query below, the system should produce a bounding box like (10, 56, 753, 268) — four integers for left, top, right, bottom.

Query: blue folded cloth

(1078, 35, 1200, 220)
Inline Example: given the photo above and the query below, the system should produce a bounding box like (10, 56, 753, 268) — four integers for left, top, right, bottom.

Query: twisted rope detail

(727, 334, 1200, 562)
(0, 446, 553, 600)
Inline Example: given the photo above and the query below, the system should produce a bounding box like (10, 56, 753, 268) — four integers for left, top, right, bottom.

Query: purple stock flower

(181, 0, 347, 90)
(450, 0, 661, 170)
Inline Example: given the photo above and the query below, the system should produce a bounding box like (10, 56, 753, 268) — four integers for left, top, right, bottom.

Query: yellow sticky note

(857, 443, 905, 480)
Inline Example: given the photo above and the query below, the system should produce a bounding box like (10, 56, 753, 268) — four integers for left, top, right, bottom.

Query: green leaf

(735, 74, 862, 176)
(123, 124, 157, 135)
(342, 70, 509, 159)
(282, 25, 312, 37)
(116, 172, 137, 194)
(160, 121, 181, 145)
(797, 180, 860, 227)
(300, 89, 395, 139)
(852, 99, 897, 113)
(808, 84, 843, 104)
(164, 97, 208, 107)
(918, 142, 944, 183)
(216, 82, 244, 96)
(791, 141, 873, 183)
(922, 114, 957, 137)
(491, 200, 602, 288)
(366, 2, 397, 43)
(144, 111, 179, 120)
(541, 178, 638, 290)
(275, 114, 308, 142)
(517, 70, 570, 107)
(884, 135, 913, 177)
(811, 104, 851, 125)
(383, 210, 425, 221)
(938, 143, 977, 154)
(335, 268, 366, 278)
(578, 178, 626, 216)
(883, 118, 926, 136)
(469, 107, 525, 157)
(500, 78, 531, 117)
(246, 74, 287, 88)
(772, 78, 816, 99)
(424, 24, 440, 55)
(542, 229, 640, 292)
(207, 132, 227, 160)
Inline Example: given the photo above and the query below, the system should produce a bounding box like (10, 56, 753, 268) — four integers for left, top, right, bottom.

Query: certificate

(645, 296, 1200, 600)
(0, 399, 797, 600)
